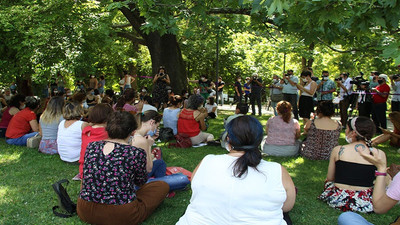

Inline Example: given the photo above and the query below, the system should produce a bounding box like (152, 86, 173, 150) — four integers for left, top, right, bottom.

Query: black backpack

(52, 179, 77, 218)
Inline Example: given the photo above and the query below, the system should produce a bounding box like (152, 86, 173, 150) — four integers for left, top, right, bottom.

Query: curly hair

(276, 101, 292, 123)
(187, 94, 204, 110)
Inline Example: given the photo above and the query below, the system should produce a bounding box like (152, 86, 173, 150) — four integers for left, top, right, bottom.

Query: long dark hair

(226, 116, 264, 178)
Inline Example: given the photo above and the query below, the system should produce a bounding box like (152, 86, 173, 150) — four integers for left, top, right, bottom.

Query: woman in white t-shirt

(177, 115, 296, 225)
(57, 102, 89, 162)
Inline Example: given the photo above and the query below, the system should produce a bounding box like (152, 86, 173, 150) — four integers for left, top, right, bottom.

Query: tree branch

(207, 8, 251, 15)
(116, 32, 147, 46)
(208, 8, 275, 25)
(112, 23, 132, 29)
(316, 37, 376, 53)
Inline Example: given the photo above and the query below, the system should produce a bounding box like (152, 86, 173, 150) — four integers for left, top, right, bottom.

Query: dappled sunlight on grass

(281, 157, 304, 169)
(0, 186, 11, 203)
(0, 151, 22, 164)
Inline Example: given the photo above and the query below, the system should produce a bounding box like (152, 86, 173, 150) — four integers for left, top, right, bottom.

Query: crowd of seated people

(2, 66, 400, 225)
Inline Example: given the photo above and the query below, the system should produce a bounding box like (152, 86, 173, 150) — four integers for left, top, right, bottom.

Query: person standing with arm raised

(152, 66, 170, 111)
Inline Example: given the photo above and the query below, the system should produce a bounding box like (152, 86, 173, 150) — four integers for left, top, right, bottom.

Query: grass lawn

(1, 110, 399, 225)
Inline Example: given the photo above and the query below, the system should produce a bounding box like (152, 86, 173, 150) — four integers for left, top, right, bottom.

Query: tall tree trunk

(117, 4, 187, 94)
(146, 32, 187, 94)
(16, 75, 33, 96)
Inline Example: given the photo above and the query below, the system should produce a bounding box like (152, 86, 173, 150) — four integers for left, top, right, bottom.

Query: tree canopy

(1, 0, 399, 94)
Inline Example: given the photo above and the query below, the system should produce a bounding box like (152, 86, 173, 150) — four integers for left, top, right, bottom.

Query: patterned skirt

(38, 139, 58, 155)
(319, 181, 373, 213)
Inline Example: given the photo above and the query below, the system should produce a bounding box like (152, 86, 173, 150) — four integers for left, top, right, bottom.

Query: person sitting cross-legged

(177, 94, 214, 145)
(262, 101, 301, 157)
(338, 146, 398, 225)
(77, 111, 169, 225)
(319, 117, 386, 213)
(5, 96, 40, 146)
(38, 96, 65, 154)
(300, 101, 341, 160)
(177, 115, 296, 225)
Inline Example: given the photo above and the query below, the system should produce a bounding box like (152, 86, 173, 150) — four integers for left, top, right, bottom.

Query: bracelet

(375, 170, 387, 176)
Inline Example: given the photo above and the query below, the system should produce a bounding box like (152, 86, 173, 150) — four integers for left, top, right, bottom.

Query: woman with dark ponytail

(319, 116, 387, 213)
(177, 115, 296, 225)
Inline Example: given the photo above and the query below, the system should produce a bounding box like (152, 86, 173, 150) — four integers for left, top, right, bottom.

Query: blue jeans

(6, 132, 39, 146)
(338, 212, 373, 225)
(148, 159, 167, 178)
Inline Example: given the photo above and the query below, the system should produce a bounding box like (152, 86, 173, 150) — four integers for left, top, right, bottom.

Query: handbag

(270, 93, 283, 102)
(52, 179, 77, 218)
(27, 133, 41, 148)
(169, 133, 192, 148)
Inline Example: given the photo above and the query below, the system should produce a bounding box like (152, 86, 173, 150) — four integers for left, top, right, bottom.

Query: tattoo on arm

(338, 146, 345, 156)
(354, 144, 366, 152)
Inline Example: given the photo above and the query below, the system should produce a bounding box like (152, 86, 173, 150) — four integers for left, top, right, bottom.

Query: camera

(159, 73, 164, 76)
(350, 75, 364, 85)
(311, 77, 319, 82)
(334, 78, 342, 81)
(392, 74, 400, 80)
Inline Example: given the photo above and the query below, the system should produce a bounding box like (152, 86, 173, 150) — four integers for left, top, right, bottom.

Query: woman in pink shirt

(262, 101, 301, 156)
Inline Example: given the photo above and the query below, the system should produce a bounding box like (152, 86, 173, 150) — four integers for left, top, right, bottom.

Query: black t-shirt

(251, 78, 263, 93)
(217, 81, 225, 92)
(234, 81, 242, 95)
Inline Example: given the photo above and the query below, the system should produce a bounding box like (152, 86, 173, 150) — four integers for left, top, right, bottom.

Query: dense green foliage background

(0, 0, 399, 94)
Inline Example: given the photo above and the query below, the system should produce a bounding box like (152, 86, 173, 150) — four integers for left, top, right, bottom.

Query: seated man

(220, 103, 249, 148)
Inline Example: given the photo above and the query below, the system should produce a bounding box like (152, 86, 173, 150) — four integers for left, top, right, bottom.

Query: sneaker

(72, 173, 81, 181)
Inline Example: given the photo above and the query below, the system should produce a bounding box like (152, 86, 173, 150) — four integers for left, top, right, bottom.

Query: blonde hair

(40, 96, 65, 124)
(63, 102, 84, 120)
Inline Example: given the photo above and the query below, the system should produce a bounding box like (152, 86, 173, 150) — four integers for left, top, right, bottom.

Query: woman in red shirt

(177, 94, 214, 145)
(5, 96, 40, 146)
